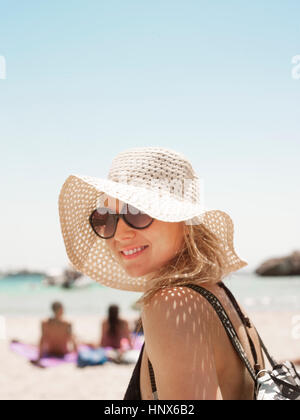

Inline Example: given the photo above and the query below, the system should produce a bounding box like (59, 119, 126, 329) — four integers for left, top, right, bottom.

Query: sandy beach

(1, 311, 300, 400)
(0, 315, 136, 400)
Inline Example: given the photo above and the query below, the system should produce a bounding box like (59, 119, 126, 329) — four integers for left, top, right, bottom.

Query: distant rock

(1, 269, 46, 277)
(43, 267, 92, 289)
(256, 251, 300, 276)
(43, 268, 65, 286)
(61, 268, 86, 288)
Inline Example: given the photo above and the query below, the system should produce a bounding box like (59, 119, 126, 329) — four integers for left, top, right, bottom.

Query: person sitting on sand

(100, 304, 133, 350)
(34, 302, 77, 364)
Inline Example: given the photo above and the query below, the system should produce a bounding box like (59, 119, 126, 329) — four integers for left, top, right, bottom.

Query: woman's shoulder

(141, 284, 218, 338)
(141, 285, 223, 399)
(143, 284, 217, 310)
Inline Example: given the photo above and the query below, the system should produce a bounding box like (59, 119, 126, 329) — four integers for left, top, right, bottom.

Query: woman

(100, 304, 133, 350)
(59, 146, 264, 400)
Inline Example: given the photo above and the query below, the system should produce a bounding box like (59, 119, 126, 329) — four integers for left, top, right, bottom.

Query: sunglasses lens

(90, 205, 153, 239)
(124, 204, 153, 228)
(90, 209, 116, 238)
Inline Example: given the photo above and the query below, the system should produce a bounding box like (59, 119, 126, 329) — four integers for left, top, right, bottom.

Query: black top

(123, 343, 145, 400)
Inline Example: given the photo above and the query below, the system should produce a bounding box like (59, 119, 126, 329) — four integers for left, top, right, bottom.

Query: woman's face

(105, 199, 185, 278)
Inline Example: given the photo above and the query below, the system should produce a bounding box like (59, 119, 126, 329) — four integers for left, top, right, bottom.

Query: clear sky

(0, 1, 299, 272)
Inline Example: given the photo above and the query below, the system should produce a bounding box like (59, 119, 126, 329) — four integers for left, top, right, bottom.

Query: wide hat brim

(58, 174, 248, 292)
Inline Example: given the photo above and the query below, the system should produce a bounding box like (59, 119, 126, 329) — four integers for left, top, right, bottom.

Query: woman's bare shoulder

(142, 285, 217, 341)
(142, 285, 216, 312)
(141, 285, 222, 399)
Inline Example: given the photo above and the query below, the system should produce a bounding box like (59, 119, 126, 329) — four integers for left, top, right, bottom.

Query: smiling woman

(58, 146, 263, 400)
(106, 207, 185, 279)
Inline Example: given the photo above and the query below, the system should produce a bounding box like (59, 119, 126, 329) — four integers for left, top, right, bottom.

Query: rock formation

(256, 251, 300, 276)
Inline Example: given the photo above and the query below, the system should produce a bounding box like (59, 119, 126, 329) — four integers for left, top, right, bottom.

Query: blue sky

(0, 1, 299, 272)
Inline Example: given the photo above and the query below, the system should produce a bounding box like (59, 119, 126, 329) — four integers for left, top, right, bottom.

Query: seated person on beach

(34, 302, 77, 363)
(100, 304, 133, 350)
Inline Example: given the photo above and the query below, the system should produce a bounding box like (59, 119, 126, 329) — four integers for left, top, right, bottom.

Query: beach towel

(10, 341, 88, 368)
(10, 334, 144, 368)
(77, 335, 144, 367)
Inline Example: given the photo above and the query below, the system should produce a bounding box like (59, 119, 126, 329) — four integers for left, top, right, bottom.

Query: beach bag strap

(217, 282, 260, 368)
(187, 284, 283, 380)
(256, 330, 278, 369)
(217, 281, 278, 369)
(186, 283, 257, 381)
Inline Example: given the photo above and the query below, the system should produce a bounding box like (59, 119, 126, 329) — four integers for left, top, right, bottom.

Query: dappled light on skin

(141, 283, 263, 400)
(142, 286, 221, 400)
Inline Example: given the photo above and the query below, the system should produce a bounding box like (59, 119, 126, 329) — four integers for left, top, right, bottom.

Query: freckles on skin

(106, 215, 185, 278)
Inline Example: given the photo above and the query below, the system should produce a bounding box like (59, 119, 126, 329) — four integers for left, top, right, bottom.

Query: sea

(0, 272, 300, 318)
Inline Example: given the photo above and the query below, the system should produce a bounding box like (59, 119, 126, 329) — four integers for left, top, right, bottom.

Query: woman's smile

(120, 245, 149, 260)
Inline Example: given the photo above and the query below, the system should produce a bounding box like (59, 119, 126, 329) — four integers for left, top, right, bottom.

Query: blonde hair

(136, 222, 228, 309)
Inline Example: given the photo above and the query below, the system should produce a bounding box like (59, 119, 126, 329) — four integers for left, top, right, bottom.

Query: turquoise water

(0, 274, 142, 317)
(0, 272, 300, 316)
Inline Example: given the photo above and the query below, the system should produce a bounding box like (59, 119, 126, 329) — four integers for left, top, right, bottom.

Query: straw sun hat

(58, 147, 247, 292)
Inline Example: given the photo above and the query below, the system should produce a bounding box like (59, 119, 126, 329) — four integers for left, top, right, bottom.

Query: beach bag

(77, 347, 108, 368)
(147, 282, 300, 400)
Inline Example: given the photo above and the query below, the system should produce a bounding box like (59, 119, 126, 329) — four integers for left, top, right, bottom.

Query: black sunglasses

(89, 204, 154, 239)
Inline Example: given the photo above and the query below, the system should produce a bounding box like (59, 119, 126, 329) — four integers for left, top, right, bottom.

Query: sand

(1, 312, 300, 400)
(0, 315, 136, 400)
